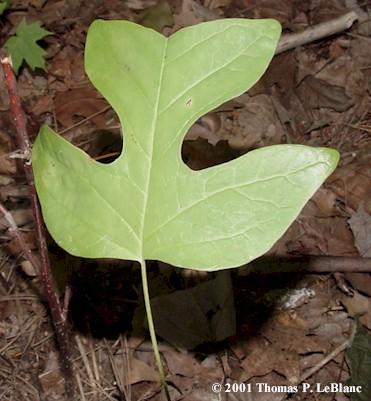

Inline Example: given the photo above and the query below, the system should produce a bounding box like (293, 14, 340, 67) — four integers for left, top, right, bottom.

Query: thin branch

(248, 255, 371, 273)
(0, 52, 75, 399)
(281, 324, 357, 401)
(277, 11, 358, 54)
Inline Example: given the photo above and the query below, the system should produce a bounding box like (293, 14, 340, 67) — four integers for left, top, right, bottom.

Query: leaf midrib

(139, 39, 168, 259)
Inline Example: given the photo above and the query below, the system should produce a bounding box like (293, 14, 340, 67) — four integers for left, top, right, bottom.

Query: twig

(277, 11, 358, 54)
(282, 324, 357, 401)
(300, 337, 351, 382)
(247, 255, 371, 273)
(58, 105, 111, 135)
(0, 52, 75, 399)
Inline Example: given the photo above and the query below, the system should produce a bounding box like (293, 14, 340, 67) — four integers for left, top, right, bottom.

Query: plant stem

(0, 52, 75, 399)
(140, 260, 171, 401)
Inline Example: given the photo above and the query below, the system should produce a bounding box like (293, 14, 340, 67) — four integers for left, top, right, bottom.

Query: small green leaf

(346, 326, 371, 401)
(0, 0, 10, 15)
(32, 19, 339, 270)
(4, 19, 52, 74)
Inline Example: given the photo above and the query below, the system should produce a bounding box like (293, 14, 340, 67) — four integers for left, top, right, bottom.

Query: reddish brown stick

(0, 53, 75, 399)
(248, 255, 371, 273)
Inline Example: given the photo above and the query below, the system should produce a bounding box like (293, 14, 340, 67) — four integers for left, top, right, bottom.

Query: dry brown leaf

(263, 323, 327, 355)
(247, 0, 293, 25)
(274, 310, 308, 330)
(54, 87, 109, 128)
(308, 187, 339, 217)
(113, 353, 158, 385)
(29, 94, 53, 116)
(341, 291, 371, 330)
(311, 322, 344, 344)
(240, 338, 300, 383)
(254, 51, 296, 95)
(185, 114, 222, 145)
(126, 0, 157, 10)
(6, 231, 37, 256)
(285, 215, 357, 256)
(317, 57, 365, 104)
(49, 45, 86, 88)
(205, 0, 232, 9)
(310, 0, 349, 23)
(29, 0, 47, 9)
(223, 94, 284, 150)
(329, 162, 371, 214)
(163, 347, 202, 377)
(350, 37, 371, 92)
(348, 205, 371, 257)
(344, 272, 371, 297)
(297, 75, 353, 112)
(174, 0, 219, 28)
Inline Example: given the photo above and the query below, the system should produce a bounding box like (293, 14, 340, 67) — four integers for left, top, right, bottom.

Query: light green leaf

(32, 19, 339, 270)
(4, 19, 52, 74)
(0, 0, 10, 15)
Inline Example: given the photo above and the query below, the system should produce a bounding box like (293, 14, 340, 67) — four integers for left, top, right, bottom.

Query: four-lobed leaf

(32, 19, 339, 270)
(5, 19, 52, 74)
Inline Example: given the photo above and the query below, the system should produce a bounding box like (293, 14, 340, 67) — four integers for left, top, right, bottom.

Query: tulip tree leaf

(32, 19, 339, 270)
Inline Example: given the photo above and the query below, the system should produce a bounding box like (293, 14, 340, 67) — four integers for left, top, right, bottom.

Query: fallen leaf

(344, 273, 371, 298)
(247, 0, 293, 25)
(163, 346, 202, 377)
(126, 0, 157, 10)
(240, 338, 300, 383)
(29, 94, 53, 116)
(348, 205, 371, 257)
(297, 75, 353, 112)
(222, 94, 285, 150)
(150, 271, 235, 349)
(341, 292, 371, 330)
(54, 87, 109, 128)
(174, 0, 219, 28)
(285, 215, 357, 256)
(113, 353, 158, 385)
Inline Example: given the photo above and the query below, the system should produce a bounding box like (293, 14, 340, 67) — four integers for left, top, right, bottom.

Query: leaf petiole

(140, 259, 171, 401)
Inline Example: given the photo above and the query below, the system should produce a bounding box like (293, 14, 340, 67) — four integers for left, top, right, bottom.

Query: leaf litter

(0, 0, 371, 400)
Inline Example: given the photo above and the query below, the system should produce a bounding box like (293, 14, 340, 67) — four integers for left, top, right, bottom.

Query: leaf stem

(140, 259, 171, 401)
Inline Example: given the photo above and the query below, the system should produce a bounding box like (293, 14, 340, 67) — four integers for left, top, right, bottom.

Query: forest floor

(1, 0, 371, 400)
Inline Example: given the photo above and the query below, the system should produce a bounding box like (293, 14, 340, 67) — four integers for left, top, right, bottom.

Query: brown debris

(1, 1, 371, 400)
